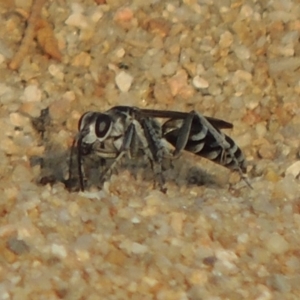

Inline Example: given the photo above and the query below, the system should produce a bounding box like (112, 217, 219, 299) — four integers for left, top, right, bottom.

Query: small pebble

(240, 5, 254, 19)
(48, 98, 72, 121)
(72, 52, 91, 67)
(265, 169, 281, 183)
(0, 83, 10, 96)
(234, 45, 251, 60)
(278, 44, 294, 57)
(89, 7, 104, 23)
(219, 31, 233, 48)
(12, 164, 34, 183)
(255, 122, 267, 138)
(192, 75, 209, 89)
(62, 91, 76, 102)
(115, 71, 133, 92)
(265, 234, 289, 254)
(131, 242, 148, 254)
(131, 217, 140, 224)
(285, 161, 300, 178)
(0, 84, 14, 104)
(19, 102, 43, 118)
(167, 69, 190, 96)
(196, 63, 205, 74)
(14, 0, 31, 9)
(65, 13, 89, 29)
(7, 238, 29, 255)
(147, 18, 171, 37)
(268, 57, 300, 74)
(258, 143, 276, 159)
(71, 2, 84, 13)
(170, 212, 185, 235)
(268, 274, 291, 293)
(1, 138, 20, 155)
(114, 7, 134, 22)
(114, 48, 125, 58)
(232, 70, 253, 84)
(245, 100, 260, 110)
(9, 112, 30, 127)
(51, 244, 67, 258)
(23, 85, 42, 102)
(187, 270, 208, 285)
(255, 285, 272, 300)
(153, 82, 173, 104)
(48, 64, 64, 80)
(208, 83, 222, 96)
(161, 61, 178, 76)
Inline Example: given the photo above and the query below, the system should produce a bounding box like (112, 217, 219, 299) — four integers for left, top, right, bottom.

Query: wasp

(70, 106, 249, 191)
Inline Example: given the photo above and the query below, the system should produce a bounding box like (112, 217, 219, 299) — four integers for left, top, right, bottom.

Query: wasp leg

(141, 118, 166, 192)
(172, 112, 195, 157)
(98, 122, 136, 184)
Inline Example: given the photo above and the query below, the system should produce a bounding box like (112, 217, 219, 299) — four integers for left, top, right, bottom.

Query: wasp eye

(95, 114, 112, 138)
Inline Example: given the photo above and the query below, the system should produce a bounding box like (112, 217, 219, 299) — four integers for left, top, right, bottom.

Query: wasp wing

(139, 108, 233, 129)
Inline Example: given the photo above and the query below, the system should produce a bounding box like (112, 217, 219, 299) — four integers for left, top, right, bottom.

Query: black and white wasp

(70, 106, 249, 191)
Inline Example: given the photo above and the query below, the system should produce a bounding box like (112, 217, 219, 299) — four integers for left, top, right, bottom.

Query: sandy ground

(0, 0, 300, 299)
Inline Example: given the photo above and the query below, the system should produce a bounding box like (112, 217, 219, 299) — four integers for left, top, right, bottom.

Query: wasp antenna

(67, 138, 77, 183)
(242, 173, 253, 189)
(76, 136, 85, 192)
